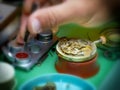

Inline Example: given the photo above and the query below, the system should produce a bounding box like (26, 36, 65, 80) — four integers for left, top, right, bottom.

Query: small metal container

(15, 52, 30, 64)
(56, 38, 97, 62)
(8, 40, 23, 54)
(55, 38, 99, 78)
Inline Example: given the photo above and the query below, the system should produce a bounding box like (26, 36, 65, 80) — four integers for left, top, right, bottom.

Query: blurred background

(0, 0, 120, 90)
(0, 0, 23, 46)
(0, 0, 23, 6)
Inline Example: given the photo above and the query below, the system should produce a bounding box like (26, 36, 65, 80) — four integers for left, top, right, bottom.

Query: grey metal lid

(36, 29, 53, 42)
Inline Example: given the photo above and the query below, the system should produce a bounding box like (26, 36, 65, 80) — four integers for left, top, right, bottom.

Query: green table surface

(0, 48, 117, 90)
(0, 23, 119, 90)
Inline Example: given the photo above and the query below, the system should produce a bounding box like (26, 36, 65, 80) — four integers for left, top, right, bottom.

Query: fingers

(26, 2, 66, 35)
(17, 0, 101, 44)
(16, 0, 46, 44)
(15, 0, 34, 44)
(16, 14, 28, 44)
(16, 0, 62, 44)
(27, 1, 86, 35)
(27, 0, 102, 36)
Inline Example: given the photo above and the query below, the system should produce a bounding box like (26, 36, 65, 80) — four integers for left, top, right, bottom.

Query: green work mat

(0, 23, 119, 90)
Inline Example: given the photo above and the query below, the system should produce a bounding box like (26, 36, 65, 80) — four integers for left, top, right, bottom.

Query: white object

(0, 62, 15, 83)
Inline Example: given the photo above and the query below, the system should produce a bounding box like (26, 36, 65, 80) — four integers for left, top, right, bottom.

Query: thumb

(27, 1, 92, 35)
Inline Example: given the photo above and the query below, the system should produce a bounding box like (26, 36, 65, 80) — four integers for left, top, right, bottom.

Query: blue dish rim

(19, 73, 96, 90)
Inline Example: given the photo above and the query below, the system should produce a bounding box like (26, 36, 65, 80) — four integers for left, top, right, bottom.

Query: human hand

(16, 0, 109, 44)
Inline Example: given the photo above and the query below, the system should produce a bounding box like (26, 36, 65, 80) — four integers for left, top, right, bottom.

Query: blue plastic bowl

(19, 73, 96, 90)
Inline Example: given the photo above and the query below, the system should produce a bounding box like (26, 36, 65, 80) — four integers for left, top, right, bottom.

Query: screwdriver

(24, 3, 37, 49)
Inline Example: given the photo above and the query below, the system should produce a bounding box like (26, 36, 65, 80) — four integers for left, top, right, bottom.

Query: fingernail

(31, 18, 41, 33)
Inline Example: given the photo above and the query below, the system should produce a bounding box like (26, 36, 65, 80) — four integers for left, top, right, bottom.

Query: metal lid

(36, 29, 53, 42)
(8, 40, 23, 54)
(56, 38, 97, 62)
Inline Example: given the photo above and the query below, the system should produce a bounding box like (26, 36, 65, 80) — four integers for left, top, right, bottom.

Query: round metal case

(56, 38, 97, 62)
(55, 38, 99, 78)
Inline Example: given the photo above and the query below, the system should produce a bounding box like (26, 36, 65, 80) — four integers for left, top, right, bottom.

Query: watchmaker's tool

(2, 29, 58, 71)
(23, 30, 30, 51)
(2, 3, 58, 70)
(93, 36, 106, 44)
